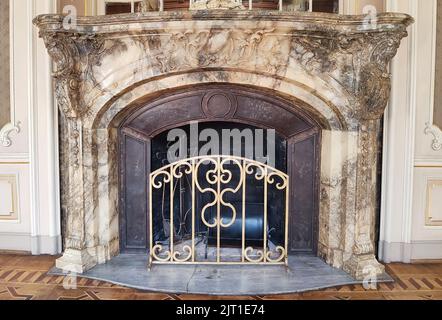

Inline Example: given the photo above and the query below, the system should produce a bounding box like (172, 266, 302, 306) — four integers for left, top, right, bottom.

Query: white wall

(380, 0, 442, 262)
(0, 0, 61, 254)
(411, 0, 442, 260)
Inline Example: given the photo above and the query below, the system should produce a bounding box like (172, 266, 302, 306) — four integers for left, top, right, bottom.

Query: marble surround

(33, 10, 413, 280)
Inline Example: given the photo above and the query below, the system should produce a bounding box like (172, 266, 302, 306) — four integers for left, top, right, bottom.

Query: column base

(56, 248, 99, 274)
(343, 254, 385, 281)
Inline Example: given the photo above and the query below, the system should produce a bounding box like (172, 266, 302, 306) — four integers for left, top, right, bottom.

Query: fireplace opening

(150, 122, 287, 258)
(118, 86, 321, 263)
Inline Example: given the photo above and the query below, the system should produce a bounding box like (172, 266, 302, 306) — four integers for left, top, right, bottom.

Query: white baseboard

(379, 240, 442, 263)
(409, 241, 442, 261)
(31, 235, 62, 255)
(379, 241, 412, 263)
(0, 232, 61, 255)
(0, 233, 31, 252)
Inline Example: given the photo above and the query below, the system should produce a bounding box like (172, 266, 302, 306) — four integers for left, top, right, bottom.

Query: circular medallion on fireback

(202, 91, 238, 119)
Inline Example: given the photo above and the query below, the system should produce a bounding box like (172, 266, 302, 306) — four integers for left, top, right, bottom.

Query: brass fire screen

(148, 155, 289, 267)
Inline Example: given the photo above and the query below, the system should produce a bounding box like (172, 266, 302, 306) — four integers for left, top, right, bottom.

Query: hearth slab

(48, 255, 393, 295)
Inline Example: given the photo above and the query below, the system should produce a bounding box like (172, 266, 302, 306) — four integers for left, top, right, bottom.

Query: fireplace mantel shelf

(34, 11, 413, 32)
(34, 10, 413, 282)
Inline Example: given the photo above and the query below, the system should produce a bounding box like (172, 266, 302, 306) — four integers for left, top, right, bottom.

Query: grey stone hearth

(49, 254, 392, 295)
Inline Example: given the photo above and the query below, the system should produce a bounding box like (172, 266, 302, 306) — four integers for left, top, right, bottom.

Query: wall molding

(411, 241, 442, 260)
(425, 123, 442, 151)
(379, 241, 412, 263)
(0, 152, 29, 163)
(27, 0, 62, 255)
(0, 232, 30, 251)
(0, 0, 21, 148)
(425, 179, 442, 226)
(0, 124, 21, 148)
(379, 0, 417, 263)
(0, 0, 61, 256)
(31, 235, 62, 255)
(415, 159, 442, 167)
(401, 0, 418, 251)
(28, 0, 40, 254)
(379, 240, 442, 262)
(424, 0, 442, 152)
(0, 232, 60, 254)
(0, 174, 19, 221)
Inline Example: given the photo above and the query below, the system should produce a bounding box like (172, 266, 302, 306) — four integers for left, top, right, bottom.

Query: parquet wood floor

(0, 254, 441, 300)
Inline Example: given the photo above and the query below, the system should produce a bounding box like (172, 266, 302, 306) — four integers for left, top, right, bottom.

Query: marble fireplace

(34, 7, 412, 281)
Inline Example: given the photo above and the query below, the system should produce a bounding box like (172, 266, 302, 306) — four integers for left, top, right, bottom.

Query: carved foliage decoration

(353, 120, 380, 256)
(424, 123, 442, 151)
(358, 63, 391, 120)
(41, 32, 106, 119)
(154, 29, 287, 74)
(36, 15, 411, 122)
(291, 35, 338, 74)
(356, 31, 408, 120)
(290, 29, 408, 120)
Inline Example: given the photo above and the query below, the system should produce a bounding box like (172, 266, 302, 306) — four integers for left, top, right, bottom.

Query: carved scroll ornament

(357, 31, 408, 120)
(34, 13, 412, 122)
(41, 32, 106, 118)
(291, 29, 408, 120)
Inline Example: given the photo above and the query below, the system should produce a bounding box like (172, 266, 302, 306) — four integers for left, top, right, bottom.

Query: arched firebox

(118, 85, 321, 264)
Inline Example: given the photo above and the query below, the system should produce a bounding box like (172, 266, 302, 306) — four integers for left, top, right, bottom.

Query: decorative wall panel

(0, 0, 10, 130)
(0, 174, 18, 221)
(426, 180, 442, 226)
(434, 0, 442, 131)
(0, 0, 20, 148)
(412, 167, 442, 245)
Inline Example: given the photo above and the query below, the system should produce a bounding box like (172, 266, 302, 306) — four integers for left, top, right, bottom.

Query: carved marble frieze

(34, 12, 413, 123)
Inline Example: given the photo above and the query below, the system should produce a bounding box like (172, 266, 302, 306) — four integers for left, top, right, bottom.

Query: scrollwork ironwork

(149, 155, 289, 266)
